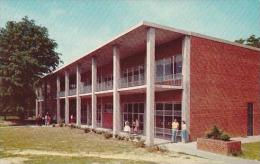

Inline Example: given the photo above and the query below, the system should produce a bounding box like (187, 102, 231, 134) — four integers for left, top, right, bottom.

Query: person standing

(134, 119, 139, 134)
(123, 121, 131, 133)
(171, 119, 179, 143)
(44, 113, 48, 126)
(181, 120, 188, 143)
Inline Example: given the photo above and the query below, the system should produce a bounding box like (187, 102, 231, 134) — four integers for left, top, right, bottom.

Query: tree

(0, 16, 62, 119)
(235, 35, 260, 48)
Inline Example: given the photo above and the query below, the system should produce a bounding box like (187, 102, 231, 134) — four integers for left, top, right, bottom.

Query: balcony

(155, 73, 182, 86)
(69, 88, 76, 96)
(59, 91, 65, 97)
(96, 80, 113, 92)
(120, 74, 145, 88)
(80, 84, 92, 94)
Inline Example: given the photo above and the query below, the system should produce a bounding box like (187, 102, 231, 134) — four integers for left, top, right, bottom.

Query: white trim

(43, 21, 260, 79)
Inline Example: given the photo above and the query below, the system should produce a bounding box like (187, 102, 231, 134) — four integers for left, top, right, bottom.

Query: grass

(0, 126, 202, 164)
(239, 142, 260, 161)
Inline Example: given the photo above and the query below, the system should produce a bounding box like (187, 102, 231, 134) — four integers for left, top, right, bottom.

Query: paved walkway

(154, 136, 260, 164)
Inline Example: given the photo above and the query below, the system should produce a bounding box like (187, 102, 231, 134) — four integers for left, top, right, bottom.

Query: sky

(0, 0, 259, 66)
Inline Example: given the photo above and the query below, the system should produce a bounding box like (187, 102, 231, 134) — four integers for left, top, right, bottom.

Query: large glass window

(155, 102, 182, 140)
(175, 55, 182, 74)
(122, 102, 145, 134)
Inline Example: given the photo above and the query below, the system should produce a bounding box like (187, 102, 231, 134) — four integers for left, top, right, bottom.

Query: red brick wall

(197, 138, 241, 155)
(190, 36, 260, 140)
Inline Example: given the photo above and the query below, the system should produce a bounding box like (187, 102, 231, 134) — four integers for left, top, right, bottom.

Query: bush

(84, 128, 91, 133)
(58, 119, 64, 127)
(134, 140, 145, 148)
(206, 126, 231, 141)
(206, 126, 222, 140)
(220, 133, 230, 141)
(70, 124, 76, 129)
(103, 132, 113, 139)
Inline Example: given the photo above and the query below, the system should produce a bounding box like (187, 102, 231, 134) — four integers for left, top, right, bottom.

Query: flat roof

(44, 21, 260, 79)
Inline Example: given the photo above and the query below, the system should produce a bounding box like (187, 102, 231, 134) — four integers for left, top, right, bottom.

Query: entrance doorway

(247, 103, 253, 136)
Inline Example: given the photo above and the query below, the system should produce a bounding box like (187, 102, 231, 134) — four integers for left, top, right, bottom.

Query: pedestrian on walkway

(181, 120, 188, 143)
(171, 119, 179, 143)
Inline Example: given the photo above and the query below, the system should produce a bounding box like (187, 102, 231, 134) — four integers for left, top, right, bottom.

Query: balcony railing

(80, 84, 92, 94)
(155, 73, 182, 86)
(38, 95, 44, 100)
(59, 91, 65, 97)
(96, 81, 113, 91)
(69, 88, 76, 96)
(120, 74, 145, 88)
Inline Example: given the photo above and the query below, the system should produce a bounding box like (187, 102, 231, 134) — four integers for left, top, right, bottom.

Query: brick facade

(190, 36, 260, 140)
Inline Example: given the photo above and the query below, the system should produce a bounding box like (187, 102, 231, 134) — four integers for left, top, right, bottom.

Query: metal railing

(120, 74, 145, 88)
(69, 88, 76, 96)
(96, 80, 113, 91)
(80, 84, 92, 94)
(155, 73, 182, 86)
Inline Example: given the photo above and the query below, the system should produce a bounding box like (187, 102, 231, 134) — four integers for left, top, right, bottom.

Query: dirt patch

(7, 149, 217, 164)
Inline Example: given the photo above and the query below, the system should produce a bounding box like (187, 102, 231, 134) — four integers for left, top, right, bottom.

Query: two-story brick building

(35, 21, 260, 146)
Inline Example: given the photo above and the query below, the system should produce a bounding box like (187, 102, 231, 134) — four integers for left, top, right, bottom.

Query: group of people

(123, 118, 139, 134)
(172, 119, 188, 143)
(36, 112, 54, 126)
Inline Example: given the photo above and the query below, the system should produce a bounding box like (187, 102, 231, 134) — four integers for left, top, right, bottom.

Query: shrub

(84, 128, 91, 133)
(103, 132, 113, 139)
(70, 124, 76, 129)
(206, 126, 231, 141)
(58, 119, 64, 127)
(220, 133, 230, 141)
(206, 126, 222, 140)
(135, 140, 145, 148)
(136, 136, 141, 141)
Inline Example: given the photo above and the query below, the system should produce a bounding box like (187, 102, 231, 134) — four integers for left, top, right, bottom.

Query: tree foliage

(0, 17, 62, 118)
(235, 35, 260, 48)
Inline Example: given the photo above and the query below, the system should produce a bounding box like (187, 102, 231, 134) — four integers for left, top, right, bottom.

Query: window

(164, 58, 173, 76)
(175, 55, 182, 74)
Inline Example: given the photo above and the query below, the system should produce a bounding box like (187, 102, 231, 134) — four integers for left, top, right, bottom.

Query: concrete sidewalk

(154, 136, 260, 164)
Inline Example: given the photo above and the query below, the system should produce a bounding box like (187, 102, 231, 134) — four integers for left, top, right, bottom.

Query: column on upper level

(65, 71, 70, 124)
(91, 57, 97, 128)
(56, 76, 61, 123)
(76, 65, 81, 126)
(181, 35, 191, 139)
(113, 45, 121, 136)
(145, 27, 155, 146)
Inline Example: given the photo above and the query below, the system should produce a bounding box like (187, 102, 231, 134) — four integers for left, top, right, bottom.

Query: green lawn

(239, 142, 260, 161)
(0, 126, 210, 164)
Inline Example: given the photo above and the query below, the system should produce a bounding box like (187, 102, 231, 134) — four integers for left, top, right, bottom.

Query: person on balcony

(171, 119, 179, 143)
(181, 120, 188, 143)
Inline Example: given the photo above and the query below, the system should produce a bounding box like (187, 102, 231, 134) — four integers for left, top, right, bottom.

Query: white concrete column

(56, 76, 61, 123)
(181, 36, 191, 137)
(113, 45, 121, 136)
(76, 65, 81, 126)
(39, 101, 42, 115)
(65, 71, 70, 124)
(145, 27, 155, 146)
(91, 57, 97, 128)
(35, 99, 38, 117)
